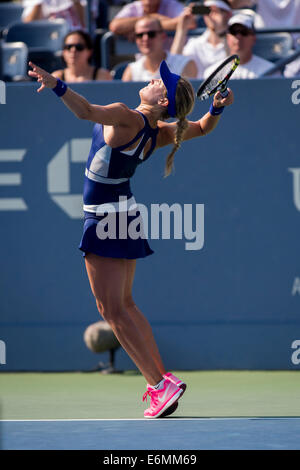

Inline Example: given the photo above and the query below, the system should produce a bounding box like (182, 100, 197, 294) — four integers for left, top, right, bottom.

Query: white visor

(228, 12, 255, 30)
(204, 0, 232, 13)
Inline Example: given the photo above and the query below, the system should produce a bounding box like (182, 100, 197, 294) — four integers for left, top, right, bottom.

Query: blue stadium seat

(3, 19, 68, 52)
(0, 3, 24, 30)
(1, 41, 28, 81)
(27, 49, 63, 73)
(101, 31, 138, 69)
(254, 32, 294, 62)
(112, 61, 130, 80)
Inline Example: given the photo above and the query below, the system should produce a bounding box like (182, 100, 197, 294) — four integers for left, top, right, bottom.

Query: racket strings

(202, 61, 234, 97)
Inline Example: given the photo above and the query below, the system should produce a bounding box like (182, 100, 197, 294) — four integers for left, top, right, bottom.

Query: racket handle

(220, 88, 229, 98)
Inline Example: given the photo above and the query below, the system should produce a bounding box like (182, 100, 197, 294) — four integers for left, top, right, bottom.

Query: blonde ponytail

(164, 78, 195, 177)
(164, 118, 188, 177)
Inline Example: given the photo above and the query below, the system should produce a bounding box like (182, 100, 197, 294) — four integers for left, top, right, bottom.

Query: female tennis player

(28, 60, 234, 418)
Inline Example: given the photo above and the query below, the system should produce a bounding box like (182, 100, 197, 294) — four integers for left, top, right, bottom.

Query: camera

(191, 4, 211, 15)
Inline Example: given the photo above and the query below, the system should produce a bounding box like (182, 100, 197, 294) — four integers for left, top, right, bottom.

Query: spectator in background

(226, 0, 255, 8)
(109, 0, 189, 38)
(255, 0, 300, 30)
(228, 1, 300, 37)
(52, 30, 112, 81)
(255, 0, 300, 48)
(204, 12, 278, 79)
(171, 0, 232, 79)
(122, 16, 197, 81)
(22, 0, 87, 30)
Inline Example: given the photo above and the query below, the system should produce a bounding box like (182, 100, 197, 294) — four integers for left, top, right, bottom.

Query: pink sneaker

(143, 380, 183, 419)
(164, 372, 187, 393)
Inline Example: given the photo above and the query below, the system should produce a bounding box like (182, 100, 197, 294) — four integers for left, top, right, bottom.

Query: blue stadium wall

(0, 78, 300, 371)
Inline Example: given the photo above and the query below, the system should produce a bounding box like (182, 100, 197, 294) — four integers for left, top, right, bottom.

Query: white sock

(152, 378, 165, 390)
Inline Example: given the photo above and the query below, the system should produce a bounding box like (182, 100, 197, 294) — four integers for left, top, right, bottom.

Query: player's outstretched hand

(213, 88, 234, 108)
(28, 61, 57, 93)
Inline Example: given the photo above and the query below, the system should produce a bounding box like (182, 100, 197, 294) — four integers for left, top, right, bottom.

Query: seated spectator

(255, 0, 300, 47)
(22, 0, 87, 31)
(109, 0, 188, 37)
(122, 16, 197, 81)
(225, 2, 264, 29)
(171, 0, 232, 79)
(229, 1, 300, 37)
(203, 12, 279, 79)
(52, 30, 112, 81)
(255, 0, 300, 29)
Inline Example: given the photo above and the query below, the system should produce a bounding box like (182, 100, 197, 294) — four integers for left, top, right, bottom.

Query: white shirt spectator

(22, 0, 87, 30)
(128, 51, 191, 81)
(115, 0, 183, 20)
(255, 0, 300, 46)
(204, 54, 276, 79)
(256, 0, 300, 28)
(183, 29, 228, 79)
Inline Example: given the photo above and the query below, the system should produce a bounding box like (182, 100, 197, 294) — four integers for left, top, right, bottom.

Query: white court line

(1, 417, 298, 422)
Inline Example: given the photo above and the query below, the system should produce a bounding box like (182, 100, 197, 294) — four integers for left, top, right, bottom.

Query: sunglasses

(135, 30, 162, 39)
(229, 27, 254, 37)
(63, 43, 87, 51)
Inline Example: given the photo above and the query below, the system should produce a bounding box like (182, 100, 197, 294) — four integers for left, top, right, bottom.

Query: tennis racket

(197, 54, 240, 101)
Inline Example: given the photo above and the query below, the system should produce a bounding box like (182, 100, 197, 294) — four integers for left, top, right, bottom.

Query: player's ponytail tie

(52, 78, 68, 97)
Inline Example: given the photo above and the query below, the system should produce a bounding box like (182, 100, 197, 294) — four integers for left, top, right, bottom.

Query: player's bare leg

(84, 253, 163, 386)
(124, 259, 166, 377)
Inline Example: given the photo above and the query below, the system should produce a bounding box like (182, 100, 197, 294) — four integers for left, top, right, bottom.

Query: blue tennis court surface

(1, 418, 300, 450)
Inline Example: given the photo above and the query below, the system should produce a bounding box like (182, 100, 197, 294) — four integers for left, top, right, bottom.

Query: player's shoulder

(103, 102, 136, 119)
(107, 102, 130, 111)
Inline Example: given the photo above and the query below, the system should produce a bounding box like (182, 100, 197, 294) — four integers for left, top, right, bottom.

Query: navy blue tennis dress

(79, 110, 158, 259)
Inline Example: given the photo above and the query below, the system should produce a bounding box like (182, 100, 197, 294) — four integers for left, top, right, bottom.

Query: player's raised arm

(196, 89, 234, 136)
(157, 89, 234, 147)
(28, 62, 132, 125)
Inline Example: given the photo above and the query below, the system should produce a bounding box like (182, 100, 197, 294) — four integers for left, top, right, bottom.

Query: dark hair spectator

(52, 29, 112, 82)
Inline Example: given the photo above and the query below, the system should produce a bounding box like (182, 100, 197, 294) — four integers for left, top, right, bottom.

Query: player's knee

(95, 298, 105, 317)
(95, 296, 124, 326)
(94, 292, 115, 315)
